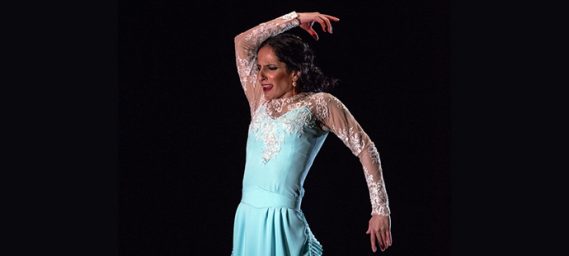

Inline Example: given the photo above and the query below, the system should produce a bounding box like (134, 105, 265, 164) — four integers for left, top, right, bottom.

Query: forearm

(234, 11, 300, 58)
(358, 143, 391, 216)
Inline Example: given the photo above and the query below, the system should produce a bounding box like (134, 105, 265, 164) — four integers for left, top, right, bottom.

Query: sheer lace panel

(234, 11, 300, 117)
(250, 92, 316, 164)
(313, 93, 391, 216)
(264, 92, 312, 118)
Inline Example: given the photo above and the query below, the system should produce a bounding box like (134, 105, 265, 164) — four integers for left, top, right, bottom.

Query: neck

(279, 89, 298, 99)
(270, 91, 305, 104)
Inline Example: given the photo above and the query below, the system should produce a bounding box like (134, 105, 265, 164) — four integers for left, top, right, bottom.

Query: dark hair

(258, 33, 338, 93)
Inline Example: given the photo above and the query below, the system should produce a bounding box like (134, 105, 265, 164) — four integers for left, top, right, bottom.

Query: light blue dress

(232, 11, 390, 256)
(232, 103, 327, 256)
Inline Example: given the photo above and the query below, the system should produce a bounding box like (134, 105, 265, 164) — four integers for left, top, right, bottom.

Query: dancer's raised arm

(234, 12, 300, 116)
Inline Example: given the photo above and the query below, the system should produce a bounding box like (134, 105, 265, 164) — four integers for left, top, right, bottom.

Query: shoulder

(304, 92, 346, 120)
(307, 92, 346, 110)
(308, 92, 339, 103)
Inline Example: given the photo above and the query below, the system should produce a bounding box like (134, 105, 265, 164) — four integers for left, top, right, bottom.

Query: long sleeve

(314, 93, 391, 216)
(234, 12, 300, 116)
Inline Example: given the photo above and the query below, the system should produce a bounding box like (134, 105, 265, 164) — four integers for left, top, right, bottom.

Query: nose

(258, 68, 267, 83)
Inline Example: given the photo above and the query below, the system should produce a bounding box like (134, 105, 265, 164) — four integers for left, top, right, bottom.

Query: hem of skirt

(296, 210, 323, 256)
(306, 230, 323, 256)
(308, 237, 323, 256)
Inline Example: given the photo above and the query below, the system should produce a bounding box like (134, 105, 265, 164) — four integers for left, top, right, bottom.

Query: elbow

(234, 33, 252, 54)
(234, 33, 244, 46)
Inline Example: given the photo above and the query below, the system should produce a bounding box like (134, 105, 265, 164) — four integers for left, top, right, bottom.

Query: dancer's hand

(296, 12, 340, 41)
(366, 214, 392, 253)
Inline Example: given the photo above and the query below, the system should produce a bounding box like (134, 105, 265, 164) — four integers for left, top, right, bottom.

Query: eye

(267, 66, 278, 70)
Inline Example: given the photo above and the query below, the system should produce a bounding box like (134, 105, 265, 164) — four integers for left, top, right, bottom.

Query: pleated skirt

(231, 190, 322, 256)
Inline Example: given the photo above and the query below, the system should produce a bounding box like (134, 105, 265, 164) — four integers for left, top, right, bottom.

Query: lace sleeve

(314, 93, 391, 216)
(234, 11, 300, 116)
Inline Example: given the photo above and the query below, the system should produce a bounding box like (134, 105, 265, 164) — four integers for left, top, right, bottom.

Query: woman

(232, 11, 392, 255)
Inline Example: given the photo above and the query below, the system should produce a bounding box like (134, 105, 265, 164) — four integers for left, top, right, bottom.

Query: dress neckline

(267, 92, 309, 105)
(263, 92, 311, 119)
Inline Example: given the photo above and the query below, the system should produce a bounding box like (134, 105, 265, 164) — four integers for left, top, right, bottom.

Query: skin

(256, 46, 299, 100)
(298, 12, 393, 253)
(366, 213, 393, 252)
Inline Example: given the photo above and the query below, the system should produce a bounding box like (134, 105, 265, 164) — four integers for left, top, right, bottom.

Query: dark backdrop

(119, 0, 449, 255)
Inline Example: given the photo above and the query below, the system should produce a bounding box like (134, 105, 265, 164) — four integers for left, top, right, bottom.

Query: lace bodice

(234, 11, 390, 216)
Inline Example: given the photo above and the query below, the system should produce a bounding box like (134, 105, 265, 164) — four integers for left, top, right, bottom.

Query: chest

(248, 105, 324, 164)
(249, 105, 319, 136)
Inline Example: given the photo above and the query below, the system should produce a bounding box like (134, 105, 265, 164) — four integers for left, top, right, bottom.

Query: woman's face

(257, 46, 298, 100)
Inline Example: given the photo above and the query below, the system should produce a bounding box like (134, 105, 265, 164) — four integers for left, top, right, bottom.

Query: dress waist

(241, 187, 302, 210)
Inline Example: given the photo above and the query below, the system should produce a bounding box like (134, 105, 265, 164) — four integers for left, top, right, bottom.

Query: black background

(119, 0, 448, 255)
(4, 0, 566, 255)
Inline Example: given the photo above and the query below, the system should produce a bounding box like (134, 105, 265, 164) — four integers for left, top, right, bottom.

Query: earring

(292, 81, 297, 87)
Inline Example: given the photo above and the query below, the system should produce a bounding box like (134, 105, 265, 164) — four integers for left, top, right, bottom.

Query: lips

(261, 84, 273, 92)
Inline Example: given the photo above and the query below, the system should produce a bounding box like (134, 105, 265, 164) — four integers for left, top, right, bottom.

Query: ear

(291, 70, 300, 81)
